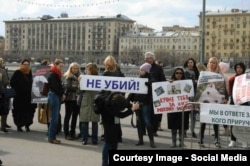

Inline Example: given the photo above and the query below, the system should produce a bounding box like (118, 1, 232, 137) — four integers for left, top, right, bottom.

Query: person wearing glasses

(10, 59, 37, 132)
(167, 67, 190, 148)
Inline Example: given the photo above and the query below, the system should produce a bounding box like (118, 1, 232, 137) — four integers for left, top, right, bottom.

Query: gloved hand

(130, 101, 140, 111)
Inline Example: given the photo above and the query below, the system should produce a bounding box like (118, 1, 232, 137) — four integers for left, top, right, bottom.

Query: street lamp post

(200, 0, 206, 63)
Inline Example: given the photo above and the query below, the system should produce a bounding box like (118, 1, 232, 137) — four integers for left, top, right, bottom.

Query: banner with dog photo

(194, 71, 226, 105)
(152, 80, 194, 114)
(31, 66, 50, 103)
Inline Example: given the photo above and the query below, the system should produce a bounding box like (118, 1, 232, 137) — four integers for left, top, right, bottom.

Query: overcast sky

(0, 0, 249, 36)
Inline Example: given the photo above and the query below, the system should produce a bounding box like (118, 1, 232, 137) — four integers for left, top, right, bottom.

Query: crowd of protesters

(1, 52, 249, 166)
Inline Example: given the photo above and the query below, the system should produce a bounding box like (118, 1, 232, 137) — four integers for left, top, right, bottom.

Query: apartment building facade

(119, 25, 200, 66)
(201, 9, 250, 65)
(4, 13, 134, 65)
(0, 36, 4, 56)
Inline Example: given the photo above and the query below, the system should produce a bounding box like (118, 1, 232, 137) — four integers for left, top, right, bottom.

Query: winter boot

(136, 125, 144, 146)
(171, 130, 177, 148)
(147, 125, 156, 148)
(179, 130, 185, 147)
(0, 115, 8, 133)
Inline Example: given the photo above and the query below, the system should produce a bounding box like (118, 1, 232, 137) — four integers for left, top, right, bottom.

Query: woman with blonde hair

(198, 57, 228, 148)
(79, 63, 100, 145)
(63, 62, 81, 140)
(101, 55, 125, 166)
(103, 55, 117, 73)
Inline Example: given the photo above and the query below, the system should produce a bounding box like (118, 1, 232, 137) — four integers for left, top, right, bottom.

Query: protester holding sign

(144, 51, 166, 137)
(101, 55, 139, 166)
(228, 62, 247, 148)
(167, 67, 190, 148)
(79, 63, 100, 145)
(197, 57, 228, 148)
(102, 55, 125, 143)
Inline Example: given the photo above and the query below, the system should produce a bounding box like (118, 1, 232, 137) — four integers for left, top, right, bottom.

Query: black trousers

(199, 123, 219, 144)
(63, 100, 79, 136)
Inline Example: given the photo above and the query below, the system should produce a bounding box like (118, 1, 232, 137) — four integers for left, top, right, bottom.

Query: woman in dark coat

(10, 59, 37, 132)
(167, 67, 189, 147)
(183, 58, 199, 138)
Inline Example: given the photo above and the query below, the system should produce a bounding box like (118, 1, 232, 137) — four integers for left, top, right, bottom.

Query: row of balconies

(213, 42, 250, 47)
(210, 33, 250, 39)
(223, 27, 235, 31)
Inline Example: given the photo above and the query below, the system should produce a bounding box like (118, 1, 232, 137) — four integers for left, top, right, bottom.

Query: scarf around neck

(19, 65, 30, 75)
(50, 65, 62, 78)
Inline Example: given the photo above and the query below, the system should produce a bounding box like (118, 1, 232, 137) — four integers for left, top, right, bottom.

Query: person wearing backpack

(127, 62, 156, 148)
(101, 92, 140, 166)
(102, 56, 124, 142)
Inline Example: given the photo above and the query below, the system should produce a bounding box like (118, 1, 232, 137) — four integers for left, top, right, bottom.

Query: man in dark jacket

(101, 93, 139, 166)
(144, 51, 166, 136)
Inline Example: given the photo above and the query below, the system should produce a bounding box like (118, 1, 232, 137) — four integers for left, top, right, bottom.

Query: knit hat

(144, 51, 155, 60)
(140, 63, 152, 73)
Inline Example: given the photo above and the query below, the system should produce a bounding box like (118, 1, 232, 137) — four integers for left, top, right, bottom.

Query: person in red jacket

(228, 62, 246, 148)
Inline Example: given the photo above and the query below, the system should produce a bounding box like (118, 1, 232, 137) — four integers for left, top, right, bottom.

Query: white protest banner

(152, 80, 194, 114)
(31, 66, 50, 103)
(197, 71, 224, 84)
(80, 75, 148, 94)
(233, 73, 250, 105)
(194, 71, 226, 104)
(200, 103, 250, 127)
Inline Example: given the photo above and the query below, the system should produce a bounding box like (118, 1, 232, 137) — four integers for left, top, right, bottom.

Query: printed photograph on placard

(153, 100, 161, 107)
(154, 86, 165, 96)
(183, 83, 192, 93)
(196, 82, 225, 104)
(167, 84, 181, 95)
